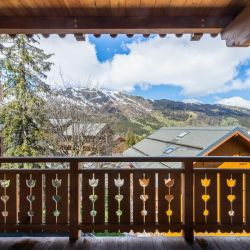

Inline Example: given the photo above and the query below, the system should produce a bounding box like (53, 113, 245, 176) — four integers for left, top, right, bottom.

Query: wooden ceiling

(0, 0, 250, 47)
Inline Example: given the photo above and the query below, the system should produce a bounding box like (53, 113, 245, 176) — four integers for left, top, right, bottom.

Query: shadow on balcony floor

(0, 237, 250, 250)
(0, 236, 250, 250)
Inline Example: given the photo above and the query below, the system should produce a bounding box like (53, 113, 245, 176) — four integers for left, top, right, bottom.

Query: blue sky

(39, 34, 250, 109)
(89, 34, 250, 104)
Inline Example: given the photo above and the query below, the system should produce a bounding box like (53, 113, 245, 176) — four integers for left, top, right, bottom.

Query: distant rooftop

(63, 123, 107, 137)
(49, 119, 71, 127)
(124, 126, 249, 168)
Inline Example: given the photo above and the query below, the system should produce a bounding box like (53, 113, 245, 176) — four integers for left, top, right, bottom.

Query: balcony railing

(0, 156, 250, 242)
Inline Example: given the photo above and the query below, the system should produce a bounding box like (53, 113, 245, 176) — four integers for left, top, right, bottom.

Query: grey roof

(49, 119, 71, 127)
(63, 123, 107, 137)
(124, 126, 249, 168)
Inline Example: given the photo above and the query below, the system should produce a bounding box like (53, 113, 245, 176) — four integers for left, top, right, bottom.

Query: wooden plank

(107, 172, 118, 225)
(69, 160, 80, 240)
(245, 173, 250, 227)
(0, 156, 249, 164)
(45, 173, 56, 226)
(57, 173, 69, 225)
(92, 172, 105, 226)
(0, 15, 233, 35)
(158, 172, 181, 226)
(108, 172, 131, 227)
(220, 173, 243, 228)
(222, 7, 250, 47)
(19, 173, 33, 225)
(46, 173, 69, 228)
(133, 171, 156, 227)
(194, 172, 217, 230)
(81, 171, 105, 228)
(81, 172, 93, 225)
(5, 173, 17, 225)
(191, 33, 203, 41)
(125, 0, 141, 16)
(183, 161, 194, 242)
(0, 173, 4, 224)
(0, 173, 17, 226)
(30, 173, 43, 225)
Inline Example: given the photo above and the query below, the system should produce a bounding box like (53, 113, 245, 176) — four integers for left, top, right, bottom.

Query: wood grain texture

(0, 236, 250, 250)
(0, 0, 248, 46)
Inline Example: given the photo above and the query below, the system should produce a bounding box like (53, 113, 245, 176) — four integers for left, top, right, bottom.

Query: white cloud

(217, 97, 250, 109)
(38, 34, 250, 96)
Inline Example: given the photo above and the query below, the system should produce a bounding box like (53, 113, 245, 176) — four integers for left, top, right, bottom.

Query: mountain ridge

(49, 87, 250, 135)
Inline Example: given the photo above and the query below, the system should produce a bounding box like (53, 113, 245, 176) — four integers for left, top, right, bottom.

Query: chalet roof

(0, 1, 249, 46)
(63, 123, 107, 137)
(49, 119, 71, 127)
(124, 126, 250, 168)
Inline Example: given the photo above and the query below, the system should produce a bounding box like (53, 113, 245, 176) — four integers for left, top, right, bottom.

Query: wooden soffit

(0, 0, 250, 47)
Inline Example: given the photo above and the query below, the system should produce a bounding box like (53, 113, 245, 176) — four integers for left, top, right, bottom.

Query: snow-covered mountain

(48, 88, 250, 135)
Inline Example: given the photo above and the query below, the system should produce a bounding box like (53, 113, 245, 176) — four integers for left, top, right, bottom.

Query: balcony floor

(0, 236, 250, 250)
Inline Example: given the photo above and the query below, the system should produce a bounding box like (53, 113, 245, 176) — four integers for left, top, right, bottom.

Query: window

(164, 146, 176, 154)
(176, 131, 190, 139)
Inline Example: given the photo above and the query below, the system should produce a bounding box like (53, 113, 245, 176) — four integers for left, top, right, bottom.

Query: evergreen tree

(0, 35, 53, 157)
(126, 128, 138, 147)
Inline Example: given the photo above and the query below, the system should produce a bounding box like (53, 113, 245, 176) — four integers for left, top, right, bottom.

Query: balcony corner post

(69, 160, 81, 241)
(182, 160, 194, 242)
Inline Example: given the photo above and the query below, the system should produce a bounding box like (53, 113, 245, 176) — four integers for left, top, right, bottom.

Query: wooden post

(69, 160, 80, 240)
(182, 160, 194, 242)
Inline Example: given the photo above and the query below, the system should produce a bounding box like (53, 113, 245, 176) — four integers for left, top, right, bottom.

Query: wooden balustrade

(0, 156, 249, 242)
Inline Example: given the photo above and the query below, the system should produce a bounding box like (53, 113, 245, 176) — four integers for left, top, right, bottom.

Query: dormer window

(176, 131, 190, 139)
(164, 146, 176, 154)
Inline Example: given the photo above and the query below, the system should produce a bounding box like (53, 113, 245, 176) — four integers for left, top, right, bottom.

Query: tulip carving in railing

(164, 176, 175, 222)
(114, 174, 124, 223)
(0, 178, 10, 221)
(52, 176, 62, 218)
(89, 174, 99, 223)
(139, 175, 149, 223)
(26, 177, 36, 221)
(201, 175, 211, 222)
(227, 176, 236, 221)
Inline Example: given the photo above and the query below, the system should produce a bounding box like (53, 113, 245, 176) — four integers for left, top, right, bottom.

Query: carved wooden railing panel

(158, 171, 181, 229)
(81, 172, 106, 226)
(193, 168, 250, 233)
(194, 172, 218, 229)
(45, 173, 69, 229)
(0, 156, 249, 242)
(133, 171, 156, 226)
(220, 172, 243, 228)
(0, 173, 17, 227)
(19, 173, 43, 225)
(107, 172, 130, 225)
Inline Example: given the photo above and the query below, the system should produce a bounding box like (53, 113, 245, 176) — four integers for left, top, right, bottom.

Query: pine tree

(0, 35, 53, 157)
(126, 128, 138, 147)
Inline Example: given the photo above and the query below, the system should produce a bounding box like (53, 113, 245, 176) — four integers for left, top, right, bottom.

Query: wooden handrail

(0, 156, 249, 163)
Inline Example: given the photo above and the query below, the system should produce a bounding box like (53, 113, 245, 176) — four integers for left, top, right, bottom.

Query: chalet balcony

(0, 155, 250, 248)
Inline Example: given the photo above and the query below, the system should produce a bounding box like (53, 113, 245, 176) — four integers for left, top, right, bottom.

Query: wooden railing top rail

(0, 156, 249, 163)
(0, 168, 185, 173)
(194, 168, 250, 172)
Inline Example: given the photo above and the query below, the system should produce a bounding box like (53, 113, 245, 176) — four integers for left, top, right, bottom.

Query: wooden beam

(191, 33, 203, 41)
(74, 33, 85, 41)
(221, 7, 250, 47)
(0, 15, 233, 35)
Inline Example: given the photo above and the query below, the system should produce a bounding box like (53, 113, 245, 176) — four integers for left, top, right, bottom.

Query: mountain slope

(50, 88, 250, 135)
